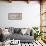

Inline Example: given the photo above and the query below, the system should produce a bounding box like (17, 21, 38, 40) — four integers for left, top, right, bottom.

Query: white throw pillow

(25, 28, 31, 35)
(3, 29, 10, 36)
(21, 28, 27, 35)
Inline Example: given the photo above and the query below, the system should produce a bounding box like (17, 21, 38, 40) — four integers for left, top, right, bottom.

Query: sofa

(3, 27, 34, 43)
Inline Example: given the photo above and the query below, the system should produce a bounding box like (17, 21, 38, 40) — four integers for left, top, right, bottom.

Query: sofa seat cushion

(8, 33, 34, 43)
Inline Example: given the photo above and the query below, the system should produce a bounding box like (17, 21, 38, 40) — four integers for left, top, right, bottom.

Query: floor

(18, 40, 46, 46)
(0, 40, 46, 46)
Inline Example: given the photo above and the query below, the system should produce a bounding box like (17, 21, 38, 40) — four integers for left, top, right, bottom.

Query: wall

(0, 1, 40, 28)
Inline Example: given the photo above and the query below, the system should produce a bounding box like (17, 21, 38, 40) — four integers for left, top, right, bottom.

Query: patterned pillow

(14, 28, 21, 33)
(8, 27, 14, 34)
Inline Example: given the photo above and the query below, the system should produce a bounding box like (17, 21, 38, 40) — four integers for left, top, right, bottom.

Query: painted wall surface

(0, 1, 40, 28)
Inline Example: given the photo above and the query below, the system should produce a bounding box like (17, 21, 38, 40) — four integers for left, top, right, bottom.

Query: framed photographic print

(8, 13, 22, 20)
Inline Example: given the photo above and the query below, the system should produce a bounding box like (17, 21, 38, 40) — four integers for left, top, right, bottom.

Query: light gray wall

(0, 1, 40, 28)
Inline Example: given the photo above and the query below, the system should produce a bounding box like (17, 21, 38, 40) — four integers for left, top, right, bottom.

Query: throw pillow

(21, 28, 27, 35)
(14, 28, 21, 33)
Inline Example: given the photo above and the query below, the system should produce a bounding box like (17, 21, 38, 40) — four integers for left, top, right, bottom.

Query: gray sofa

(8, 33, 34, 43)
(4, 27, 34, 43)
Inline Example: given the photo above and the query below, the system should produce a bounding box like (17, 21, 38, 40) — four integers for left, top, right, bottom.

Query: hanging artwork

(8, 13, 22, 20)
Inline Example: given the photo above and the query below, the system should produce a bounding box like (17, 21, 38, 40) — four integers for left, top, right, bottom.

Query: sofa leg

(21, 44, 22, 46)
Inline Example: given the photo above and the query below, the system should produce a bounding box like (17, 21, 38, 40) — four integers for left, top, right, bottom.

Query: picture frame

(8, 13, 22, 20)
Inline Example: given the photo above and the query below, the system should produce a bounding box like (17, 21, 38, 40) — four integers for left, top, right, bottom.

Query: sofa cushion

(8, 33, 34, 43)
(24, 28, 31, 35)
(14, 28, 21, 33)
(21, 28, 27, 35)
(8, 27, 14, 34)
